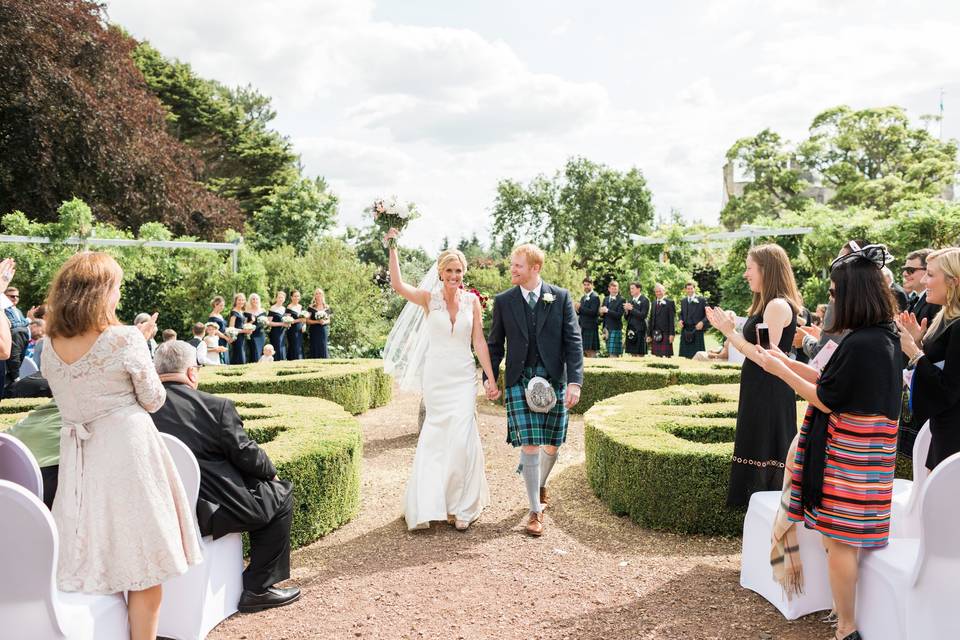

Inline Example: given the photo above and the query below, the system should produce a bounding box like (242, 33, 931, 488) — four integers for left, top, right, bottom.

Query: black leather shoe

(238, 586, 302, 613)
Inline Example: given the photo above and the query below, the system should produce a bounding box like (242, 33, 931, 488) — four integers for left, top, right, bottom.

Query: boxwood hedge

(584, 384, 804, 536)
(199, 359, 392, 415)
(0, 393, 363, 551)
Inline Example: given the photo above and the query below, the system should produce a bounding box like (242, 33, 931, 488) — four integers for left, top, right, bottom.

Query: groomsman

(648, 283, 676, 357)
(678, 282, 709, 359)
(623, 282, 650, 356)
(576, 278, 601, 357)
(600, 280, 625, 358)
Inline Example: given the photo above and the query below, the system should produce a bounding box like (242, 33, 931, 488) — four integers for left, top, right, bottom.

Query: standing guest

(245, 293, 267, 363)
(150, 341, 300, 612)
(903, 248, 942, 328)
(227, 293, 252, 365)
(648, 283, 676, 357)
(798, 240, 867, 360)
(40, 252, 201, 639)
(705, 243, 801, 508)
(267, 291, 289, 361)
(187, 322, 206, 366)
(600, 280, 625, 358)
(4, 286, 31, 334)
(285, 290, 306, 360)
(306, 288, 332, 359)
(882, 266, 909, 312)
(576, 278, 601, 358)
(0, 259, 19, 397)
(25, 318, 45, 362)
(260, 344, 276, 363)
(899, 247, 960, 470)
(753, 244, 900, 640)
(814, 304, 827, 326)
(208, 296, 231, 364)
(678, 281, 710, 359)
(134, 312, 159, 359)
(161, 329, 177, 343)
(202, 322, 226, 366)
(623, 282, 650, 357)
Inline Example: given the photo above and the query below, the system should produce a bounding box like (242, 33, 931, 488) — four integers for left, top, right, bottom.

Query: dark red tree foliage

(0, 0, 242, 237)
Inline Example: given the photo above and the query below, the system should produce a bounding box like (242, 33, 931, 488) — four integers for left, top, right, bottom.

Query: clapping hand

(136, 312, 159, 340)
(0, 258, 16, 289)
(705, 306, 734, 337)
(695, 321, 704, 331)
(483, 378, 501, 401)
(797, 324, 821, 340)
(599, 306, 608, 315)
(624, 302, 634, 312)
(895, 317, 922, 359)
(754, 345, 789, 377)
(897, 311, 926, 345)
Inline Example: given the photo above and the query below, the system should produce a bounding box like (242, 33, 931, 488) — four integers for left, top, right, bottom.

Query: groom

(485, 244, 584, 537)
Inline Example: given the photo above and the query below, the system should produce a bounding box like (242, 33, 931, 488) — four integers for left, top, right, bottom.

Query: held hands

(483, 378, 501, 401)
(564, 383, 581, 409)
(705, 306, 734, 337)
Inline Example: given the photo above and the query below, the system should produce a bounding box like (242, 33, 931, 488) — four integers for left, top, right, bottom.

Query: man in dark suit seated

(150, 341, 301, 613)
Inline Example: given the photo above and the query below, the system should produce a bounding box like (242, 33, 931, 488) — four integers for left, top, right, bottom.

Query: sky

(107, 0, 960, 252)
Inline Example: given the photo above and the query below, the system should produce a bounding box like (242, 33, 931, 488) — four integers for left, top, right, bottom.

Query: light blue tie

(527, 291, 537, 309)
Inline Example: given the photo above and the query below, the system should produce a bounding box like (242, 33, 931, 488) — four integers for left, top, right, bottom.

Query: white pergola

(629, 225, 813, 248)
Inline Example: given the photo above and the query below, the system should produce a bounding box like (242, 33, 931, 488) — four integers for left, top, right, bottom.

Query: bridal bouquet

(242, 322, 256, 332)
(256, 315, 270, 330)
(281, 314, 295, 325)
(225, 327, 240, 339)
(367, 196, 419, 248)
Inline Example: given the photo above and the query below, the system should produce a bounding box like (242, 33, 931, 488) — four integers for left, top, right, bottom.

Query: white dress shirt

(520, 280, 543, 304)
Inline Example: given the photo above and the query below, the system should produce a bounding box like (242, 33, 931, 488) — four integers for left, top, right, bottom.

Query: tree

(132, 42, 300, 216)
(491, 157, 654, 275)
(0, 0, 242, 237)
(250, 176, 338, 253)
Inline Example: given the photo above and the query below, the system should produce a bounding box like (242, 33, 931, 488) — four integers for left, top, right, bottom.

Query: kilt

(504, 364, 568, 447)
(581, 324, 600, 352)
(625, 328, 647, 355)
(678, 329, 705, 358)
(650, 334, 674, 357)
(606, 329, 623, 357)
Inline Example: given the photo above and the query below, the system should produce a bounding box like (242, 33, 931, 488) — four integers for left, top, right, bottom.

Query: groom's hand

(483, 379, 500, 401)
(564, 383, 581, 409)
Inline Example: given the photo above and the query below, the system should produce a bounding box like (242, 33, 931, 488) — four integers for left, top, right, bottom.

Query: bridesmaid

(227, 293, 252, 365)
(267, 291, 289, 361)
(306, 288, 332, 359)
(286, 290, 306, 360)
(245, 293, 267, 363)
(207, 295, 230, 364)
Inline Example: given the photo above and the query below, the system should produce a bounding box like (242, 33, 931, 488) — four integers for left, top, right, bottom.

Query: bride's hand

(483, 378, 501, 401)
(384, 227, 400, 247)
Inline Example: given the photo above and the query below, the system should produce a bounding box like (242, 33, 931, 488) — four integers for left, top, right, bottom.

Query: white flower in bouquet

(242, 323, 256, 331)
(367, 194, 419, 248)
(315, 309, 329, 321)
(298, 310, 310, 319)
(225, 327, 240, 339)
(256, 315, 270, 330)
(281, 314, 295, 325)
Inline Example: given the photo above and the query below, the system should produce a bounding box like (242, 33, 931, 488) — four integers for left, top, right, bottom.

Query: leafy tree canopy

(250, 176, 339, 254)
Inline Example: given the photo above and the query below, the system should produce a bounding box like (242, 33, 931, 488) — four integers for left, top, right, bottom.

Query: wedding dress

(403, 288, 489, 530)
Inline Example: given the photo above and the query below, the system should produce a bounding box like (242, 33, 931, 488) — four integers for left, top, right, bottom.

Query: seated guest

(576, 278, 601, 358)
(600, 280, 625, 357)
(150, 341, 300, 612)
(899, 247, 960, 470)
(5, 400, 62, 508)
(161, 328, 177, 343)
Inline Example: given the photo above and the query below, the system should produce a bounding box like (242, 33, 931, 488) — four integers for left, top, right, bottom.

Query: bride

(383, 228, 501, 531)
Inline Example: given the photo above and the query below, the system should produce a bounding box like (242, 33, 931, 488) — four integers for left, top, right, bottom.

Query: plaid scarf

(770, 434, 803, 600)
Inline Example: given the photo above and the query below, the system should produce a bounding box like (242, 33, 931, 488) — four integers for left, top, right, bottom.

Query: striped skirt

(787, 408, 898, 548)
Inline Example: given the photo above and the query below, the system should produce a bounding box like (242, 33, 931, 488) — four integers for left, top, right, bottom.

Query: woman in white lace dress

(41, 252, 201, 640)
(384, 228, 501, 531)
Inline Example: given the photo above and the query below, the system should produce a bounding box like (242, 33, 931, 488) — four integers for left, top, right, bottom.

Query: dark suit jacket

(891, 284, 909, 312)
(150, 382, 292, 539)
(649, 298, 676, 337)
(602, 295, 625, 331)
(910, 291, 942, 328)
(487, 282, 584, 388)
(578, 292, 600, 332)
(679, 296, 710, 332)
(625, 296, 650, 335)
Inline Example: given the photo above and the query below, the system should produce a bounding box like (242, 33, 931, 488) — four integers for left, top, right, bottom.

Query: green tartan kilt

(606, 329, 624, 356)
(504, 364, 568, 447)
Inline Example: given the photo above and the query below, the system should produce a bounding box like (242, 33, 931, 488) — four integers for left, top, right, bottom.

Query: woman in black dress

(306, 288, 331, 359)
(267, 290, 289, 361)
(207, 295, 230, 364)
(286, 289, 306, 360)
(227, 292, 252, 365)
(245, 293, 267, 362)
(706, 243, 802, 508)
(899, 247, 960, 470)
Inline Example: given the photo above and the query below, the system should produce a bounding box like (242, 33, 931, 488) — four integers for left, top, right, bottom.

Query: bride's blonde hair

(437, 249, 467, 274)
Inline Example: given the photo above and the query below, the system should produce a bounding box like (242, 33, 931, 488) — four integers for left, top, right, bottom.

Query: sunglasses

(901, 266, 926, 275)
(831, 243, 891, 271)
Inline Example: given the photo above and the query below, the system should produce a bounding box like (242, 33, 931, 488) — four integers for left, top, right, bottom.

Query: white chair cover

(739, 490, 833, 619)
(0, 432, 43, 499)
(17, 356, 38, 379)
(157, 434, 243, 640)
(889, 422, 932, 539)
(0, 479, 128, 640)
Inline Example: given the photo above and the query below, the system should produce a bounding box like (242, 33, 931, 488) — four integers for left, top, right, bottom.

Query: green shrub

(199, 359, 392, 414)
(584, 384, 804, 536)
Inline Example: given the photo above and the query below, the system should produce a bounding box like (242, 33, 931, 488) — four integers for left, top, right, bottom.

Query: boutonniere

(542, 292, 556, 304)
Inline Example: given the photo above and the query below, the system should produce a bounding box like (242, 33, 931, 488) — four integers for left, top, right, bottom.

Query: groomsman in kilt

(678, 281, 709, 358)
(486, 244, 584, 537)
(648, 283, 676, 357)
(600, 280, 625, 358)
(576, 278, 601, 358)
(624, 282, 650, 356)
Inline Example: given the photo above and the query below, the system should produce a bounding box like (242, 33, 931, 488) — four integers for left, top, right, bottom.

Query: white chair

(17, 355, 38, 380)
(0, 432, 43, 499)
(0, 479, 129, 640)
(889, 422, 932, 539)
(856, 450, 960, 640)
(740, 490, 834, 619)
(157, 433, 244, 640)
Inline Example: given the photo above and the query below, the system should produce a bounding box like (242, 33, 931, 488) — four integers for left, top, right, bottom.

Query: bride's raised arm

(386, 228, 430, 309)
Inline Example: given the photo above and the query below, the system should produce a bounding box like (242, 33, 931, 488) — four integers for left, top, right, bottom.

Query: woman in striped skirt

(753, 244, 901, 640)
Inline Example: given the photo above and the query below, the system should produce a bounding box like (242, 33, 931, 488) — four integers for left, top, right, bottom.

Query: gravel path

(209, 388, 830, 640)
